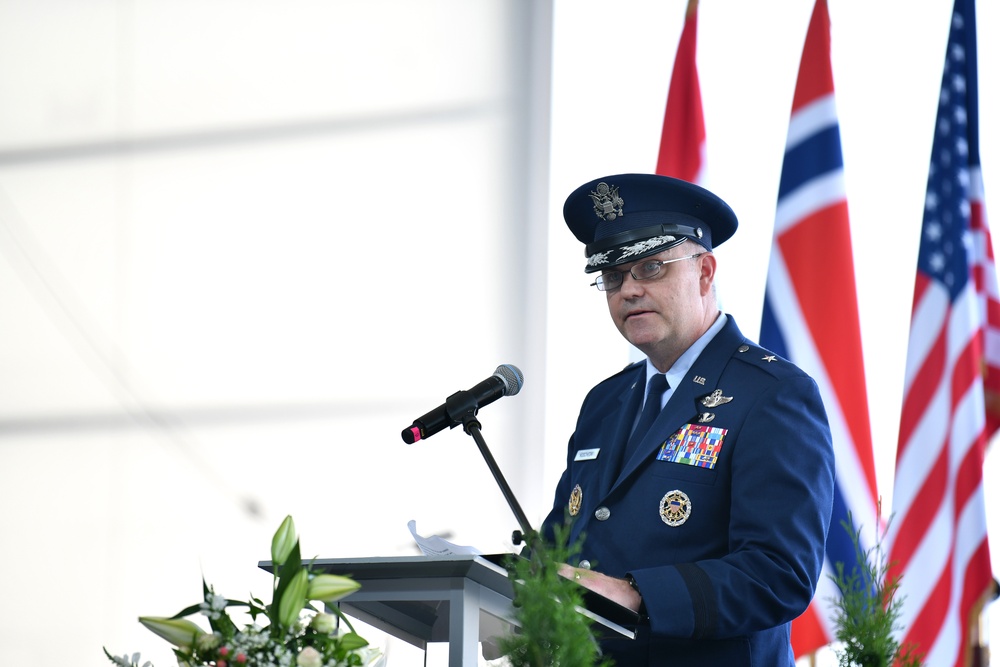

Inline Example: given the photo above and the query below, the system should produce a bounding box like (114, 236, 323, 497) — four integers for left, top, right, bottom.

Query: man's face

(603, 245, 715, 366)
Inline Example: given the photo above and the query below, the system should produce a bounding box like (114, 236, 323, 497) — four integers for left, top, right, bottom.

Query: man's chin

(623, 333, 657, 355)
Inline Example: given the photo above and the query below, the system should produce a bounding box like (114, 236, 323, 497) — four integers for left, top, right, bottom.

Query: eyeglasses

(590, 253, 707, 292)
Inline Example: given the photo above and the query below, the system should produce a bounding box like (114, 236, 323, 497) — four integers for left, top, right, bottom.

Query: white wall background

(1, 1, 998, 666)
(0, 2, 553, 665)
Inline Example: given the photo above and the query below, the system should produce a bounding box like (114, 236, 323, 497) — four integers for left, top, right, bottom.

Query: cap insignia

(589, 182, 624, 221)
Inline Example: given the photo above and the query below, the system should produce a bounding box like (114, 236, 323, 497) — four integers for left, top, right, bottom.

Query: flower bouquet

(105, 516, 382, 667)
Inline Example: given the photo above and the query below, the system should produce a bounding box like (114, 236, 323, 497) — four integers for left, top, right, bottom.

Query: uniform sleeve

(630, 374, 835, 639)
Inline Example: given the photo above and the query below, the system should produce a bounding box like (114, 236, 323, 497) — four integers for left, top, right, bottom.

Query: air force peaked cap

(563, 173, 738, 273)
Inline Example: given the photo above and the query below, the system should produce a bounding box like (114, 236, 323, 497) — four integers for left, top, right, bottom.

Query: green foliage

(499, 522, 614, 667)
(830, 513, 922, 667)
(104, 515, 380, 667)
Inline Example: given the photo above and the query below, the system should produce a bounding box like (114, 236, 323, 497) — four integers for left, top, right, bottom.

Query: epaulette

(733, 340, 804, 379)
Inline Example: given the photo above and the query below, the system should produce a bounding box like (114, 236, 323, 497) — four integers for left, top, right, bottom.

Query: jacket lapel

(598, 365, 646, 498)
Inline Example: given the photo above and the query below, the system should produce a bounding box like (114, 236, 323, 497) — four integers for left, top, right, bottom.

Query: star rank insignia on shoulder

(737, 342, 790, 370)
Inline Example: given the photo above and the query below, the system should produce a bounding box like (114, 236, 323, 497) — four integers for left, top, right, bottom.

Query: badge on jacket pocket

(659, 489, 692, 526)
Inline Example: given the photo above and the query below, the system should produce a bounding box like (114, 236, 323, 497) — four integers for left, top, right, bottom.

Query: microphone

(401, 364, 524, 444)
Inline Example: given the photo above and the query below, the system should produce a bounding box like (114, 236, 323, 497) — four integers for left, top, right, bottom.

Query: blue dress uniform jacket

(542, 317, 835, 667)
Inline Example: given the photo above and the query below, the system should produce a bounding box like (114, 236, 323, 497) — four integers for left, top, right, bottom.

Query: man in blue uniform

(543, 173, 835, 666)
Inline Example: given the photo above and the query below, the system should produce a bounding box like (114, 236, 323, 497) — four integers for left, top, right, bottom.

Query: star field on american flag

(918, 12, 974, 299)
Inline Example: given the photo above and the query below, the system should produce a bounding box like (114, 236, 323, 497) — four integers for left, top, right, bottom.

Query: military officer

(542, 173, 835, 666)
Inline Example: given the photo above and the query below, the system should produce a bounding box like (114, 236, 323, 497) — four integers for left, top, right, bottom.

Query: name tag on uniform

(574, 448, 600, 461)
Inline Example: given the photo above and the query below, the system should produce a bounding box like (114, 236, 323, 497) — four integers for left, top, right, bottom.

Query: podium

(277, 554, 639, 667)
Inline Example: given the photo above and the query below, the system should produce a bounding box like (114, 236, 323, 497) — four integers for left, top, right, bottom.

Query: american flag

(655, 0, 704, 185)
(758, 0, 880, 658)
(887, 0, 998, 664)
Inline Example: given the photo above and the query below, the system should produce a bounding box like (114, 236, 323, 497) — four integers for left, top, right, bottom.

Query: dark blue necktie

(624, 373, 669, 462)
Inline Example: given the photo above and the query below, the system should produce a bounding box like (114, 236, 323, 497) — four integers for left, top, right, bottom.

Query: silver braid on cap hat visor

(586, 235, 677, 269)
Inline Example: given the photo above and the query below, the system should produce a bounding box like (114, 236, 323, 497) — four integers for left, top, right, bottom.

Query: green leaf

(168, 603, 205, 619)
(338, 632, 369, 652)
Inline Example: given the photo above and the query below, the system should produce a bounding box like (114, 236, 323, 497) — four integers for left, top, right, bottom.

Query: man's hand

(557, 564, 642, 613)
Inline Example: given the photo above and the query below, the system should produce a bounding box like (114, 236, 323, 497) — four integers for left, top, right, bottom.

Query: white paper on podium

(408, 520, 482, 557)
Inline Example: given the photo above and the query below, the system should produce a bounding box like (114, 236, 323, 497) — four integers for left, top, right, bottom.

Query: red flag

(655, 0, 704, 184)
(888, 0, 997, 664)
(759, 0, 879, 658)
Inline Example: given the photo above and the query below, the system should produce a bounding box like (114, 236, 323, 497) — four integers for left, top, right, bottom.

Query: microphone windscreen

(494, 364, 524, 396)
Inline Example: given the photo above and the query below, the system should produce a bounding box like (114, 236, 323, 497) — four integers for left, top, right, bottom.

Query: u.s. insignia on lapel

(568, 484, 583, 516)
(659, 489, 692, 527)
(700, 389, 733, 408)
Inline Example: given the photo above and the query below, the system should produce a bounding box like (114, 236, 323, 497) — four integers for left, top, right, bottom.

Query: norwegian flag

(758, 0, 880, 658)
(655, 0, 704, 184)
(887, 0, 998, 664)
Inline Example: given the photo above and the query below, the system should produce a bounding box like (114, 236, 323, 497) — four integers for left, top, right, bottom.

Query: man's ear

(698, 252, 716, 294)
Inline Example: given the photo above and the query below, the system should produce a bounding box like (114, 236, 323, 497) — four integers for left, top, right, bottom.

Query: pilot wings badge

(589, 182, 624, 221)
(700, 389, 733, 408)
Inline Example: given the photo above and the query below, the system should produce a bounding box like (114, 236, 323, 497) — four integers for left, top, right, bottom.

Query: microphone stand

(445, 390, 534, 545)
